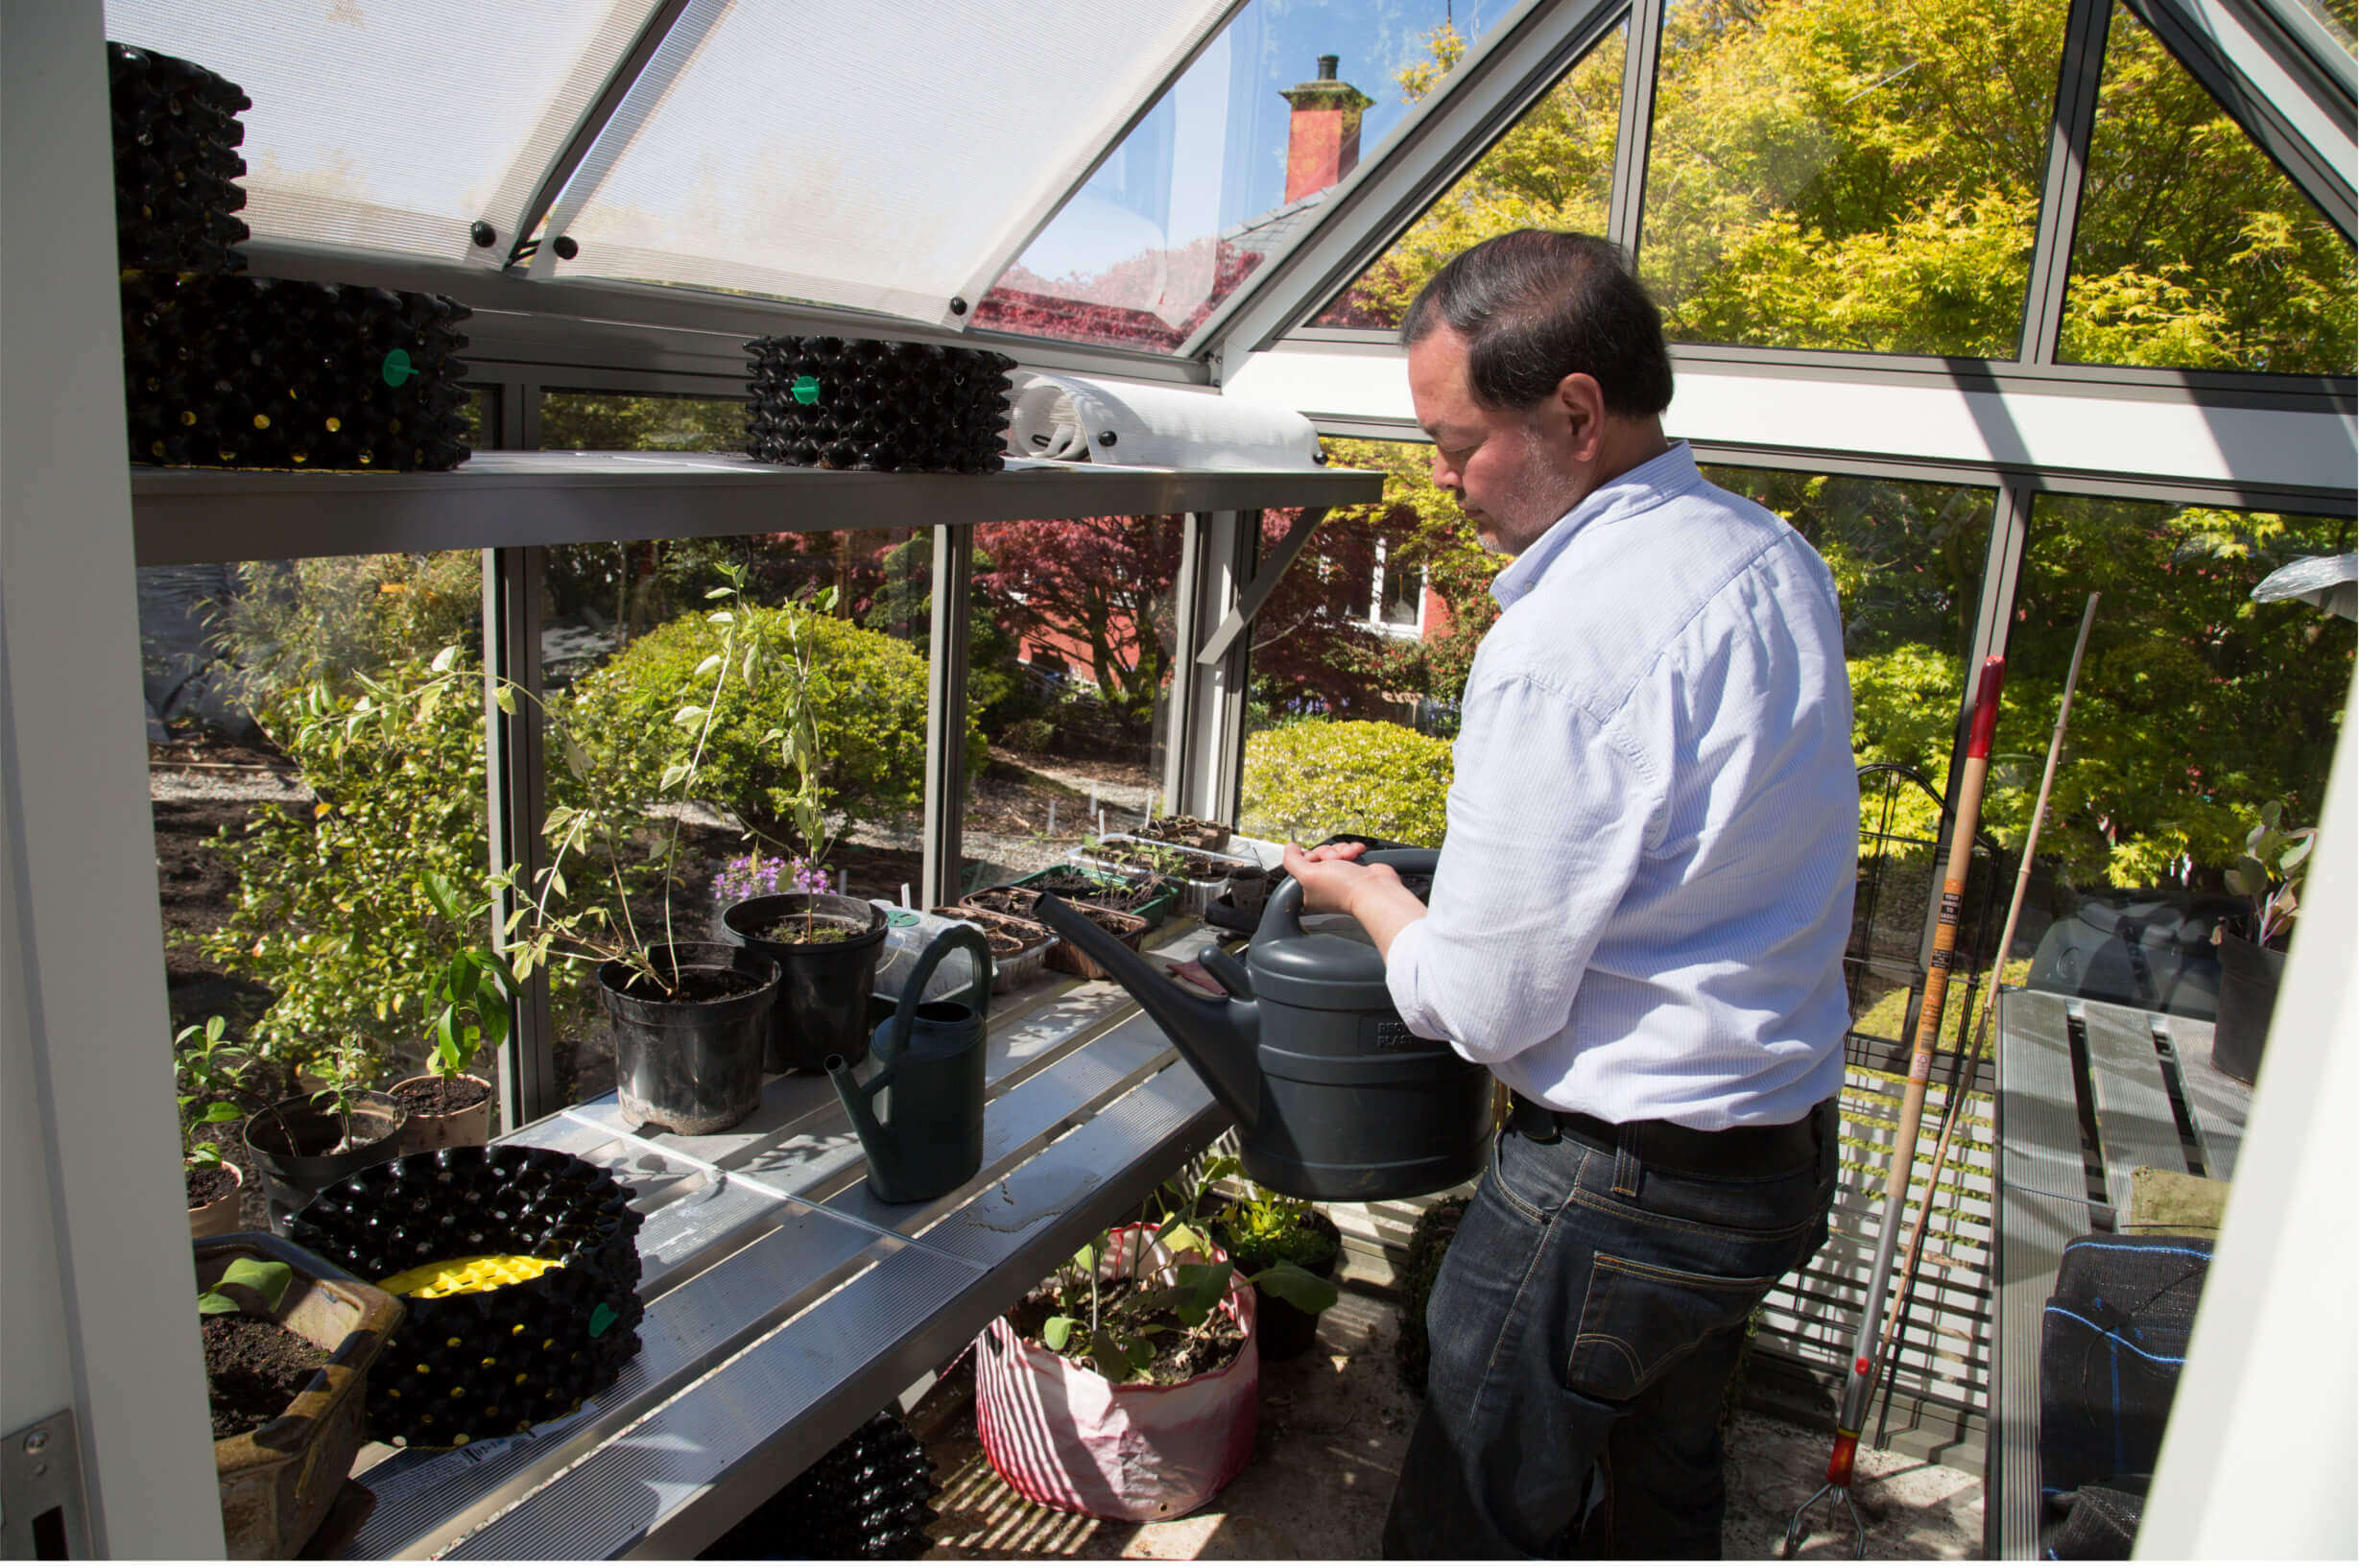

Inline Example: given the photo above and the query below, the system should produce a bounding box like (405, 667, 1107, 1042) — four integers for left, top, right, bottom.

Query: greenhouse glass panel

(534, 0, 1232, 326)
(536, 529, 929, 1105)
(143, 550, 489, 1227)
(977, 1, 1525, 352)
(960, 519, 1180, 895)
(1640, 0, 2066, 357)
(1310, 21, 1627, 330)
(537, 390, 747, 453)
(2058, 4, 2358, 376)
(2003, 496, 2354, 1022)
(103, 0, 665, 262)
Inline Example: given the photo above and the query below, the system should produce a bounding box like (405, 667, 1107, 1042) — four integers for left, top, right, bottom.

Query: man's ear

(1553, 372, 1609, 461)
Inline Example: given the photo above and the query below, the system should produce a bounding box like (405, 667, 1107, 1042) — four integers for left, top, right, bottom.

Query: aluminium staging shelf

(129, 452, 1385, 565)
(339, 921, 1234, 1560)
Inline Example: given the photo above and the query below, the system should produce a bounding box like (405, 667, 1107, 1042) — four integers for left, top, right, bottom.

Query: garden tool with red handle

(1785, 654, 2007, 1559)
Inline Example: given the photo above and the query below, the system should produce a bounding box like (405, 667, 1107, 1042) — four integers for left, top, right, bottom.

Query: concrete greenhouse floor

(911, 1286, 1982, 1560)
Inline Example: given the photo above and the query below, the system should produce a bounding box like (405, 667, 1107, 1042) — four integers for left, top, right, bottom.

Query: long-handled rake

(1786, 654, 2008, 1558)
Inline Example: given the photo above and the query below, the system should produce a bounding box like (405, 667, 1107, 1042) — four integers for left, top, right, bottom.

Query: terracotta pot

(198, 1232, 403, 1559)
(390, 1073, 494, 1155)
(187, 1163, 246, 1240)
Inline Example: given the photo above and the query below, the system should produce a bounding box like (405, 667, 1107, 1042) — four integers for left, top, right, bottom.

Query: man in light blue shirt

(1284, 230, 1856, 1557)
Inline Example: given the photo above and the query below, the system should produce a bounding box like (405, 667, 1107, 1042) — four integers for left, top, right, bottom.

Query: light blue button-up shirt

(1385, 442, 1857, 1129)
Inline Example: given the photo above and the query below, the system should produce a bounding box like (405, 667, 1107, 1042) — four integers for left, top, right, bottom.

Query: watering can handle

(1259, 847, 1442, 944)
(887, 924, 996, 1047)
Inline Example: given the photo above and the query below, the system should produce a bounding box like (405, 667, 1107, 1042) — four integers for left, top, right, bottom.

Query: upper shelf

(129, 451, 1385, 566)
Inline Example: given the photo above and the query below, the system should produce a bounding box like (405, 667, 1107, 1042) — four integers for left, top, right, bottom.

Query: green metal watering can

(825, 925, 993, 1204)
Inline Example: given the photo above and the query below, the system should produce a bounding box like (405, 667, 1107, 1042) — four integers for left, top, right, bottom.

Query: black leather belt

(1508, 1092, 1829, 1178)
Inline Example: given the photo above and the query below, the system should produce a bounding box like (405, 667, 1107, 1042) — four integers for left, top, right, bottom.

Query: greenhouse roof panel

(104, 0, 667, 267)
(529, 0, 1237, 327)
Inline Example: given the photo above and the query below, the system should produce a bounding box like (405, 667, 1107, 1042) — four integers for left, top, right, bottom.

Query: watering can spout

(826, 1053, 894, 1169)
(1032, 894, 1263, 1129)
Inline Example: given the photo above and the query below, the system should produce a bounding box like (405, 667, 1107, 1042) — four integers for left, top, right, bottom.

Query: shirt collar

(1490, 440, 1704, 610)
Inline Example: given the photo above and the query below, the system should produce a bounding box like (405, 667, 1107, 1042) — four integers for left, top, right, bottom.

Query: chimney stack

(1279, 55, 1374, 203)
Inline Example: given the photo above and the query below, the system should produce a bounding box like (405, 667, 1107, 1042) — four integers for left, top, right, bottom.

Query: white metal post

(1, 0, 226, 1552)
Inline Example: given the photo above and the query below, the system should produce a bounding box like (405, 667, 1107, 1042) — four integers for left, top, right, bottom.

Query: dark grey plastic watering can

(1034, 848, 1490, 1201)
(826, 925, 993, 1204)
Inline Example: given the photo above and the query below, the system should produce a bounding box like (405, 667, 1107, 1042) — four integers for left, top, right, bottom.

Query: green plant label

(589, 1302, 618, 1338)
(381, 348, 416, 388)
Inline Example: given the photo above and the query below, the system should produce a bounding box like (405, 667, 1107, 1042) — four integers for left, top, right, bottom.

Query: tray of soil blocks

(1036, 901, 1151, 982)
(929, 904, 1054, 992)
(1132, 815, 1234, 854)
(1009, 864, 1179, 928)
(1073, 834, 1260, 918)
(287, 1144, 644, 1449)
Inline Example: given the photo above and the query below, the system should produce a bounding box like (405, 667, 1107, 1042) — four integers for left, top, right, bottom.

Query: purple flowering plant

(713, 850, 828, 904)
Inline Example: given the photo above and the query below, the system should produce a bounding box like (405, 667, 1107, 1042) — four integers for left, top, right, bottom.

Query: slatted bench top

(341, 922, 1231, 1560)
(1986, 989, 2253, 1559)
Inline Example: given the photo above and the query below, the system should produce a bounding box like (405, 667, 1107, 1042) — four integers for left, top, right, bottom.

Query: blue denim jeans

(1382, 1102, 1837, 1558)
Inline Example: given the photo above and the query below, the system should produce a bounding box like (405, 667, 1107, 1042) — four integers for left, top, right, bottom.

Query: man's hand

(1281, 843, 1429, 960)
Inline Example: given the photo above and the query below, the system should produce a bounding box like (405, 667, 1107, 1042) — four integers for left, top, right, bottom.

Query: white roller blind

(104, 0, 665, 266)
(534, 0, 1235, 326)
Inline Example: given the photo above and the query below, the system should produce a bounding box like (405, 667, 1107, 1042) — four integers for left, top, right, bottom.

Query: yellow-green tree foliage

(1334, 0, 2353, 371)
(1241, 720, 1455, 846)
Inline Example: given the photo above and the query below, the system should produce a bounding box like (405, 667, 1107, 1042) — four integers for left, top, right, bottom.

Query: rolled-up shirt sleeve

(1386, 673, 1663, 1064)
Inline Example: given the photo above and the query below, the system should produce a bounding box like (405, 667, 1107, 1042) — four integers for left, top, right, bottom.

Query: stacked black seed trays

(120, 274, 474, 471)
(289, 1145, 644, 1448)
(746, 335, 1013, 474)
(701, 1409, 939, 1559)
(109, 42, 251, 274)
(109, 36, 474, 473)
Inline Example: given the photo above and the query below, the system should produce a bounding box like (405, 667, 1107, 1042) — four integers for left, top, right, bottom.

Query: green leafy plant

(2222, 798, 2316, 947)
(198, 1257, 296, 1319)
(1034, 1226, 1242, 1388)
(419, 870, 517, 1081)
(1212, 1178, 1340, 1277)
(176, 1014, 256, 1171)
(1080, 834, 1189, 880)
(1240, 719, 1454, 848)
(302, 1034, 377, 1154)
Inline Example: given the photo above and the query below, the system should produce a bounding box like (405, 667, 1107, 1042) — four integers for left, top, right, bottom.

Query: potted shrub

(1208, 1162, 1344, 1362)
(179, 1014, 260, 1238)
(972, 1183, 1338, 1520)
(243, 1035, 407, 1221)
(2210, 800, 2316, 1084)
(197, 1231, 403, 1557)
(714, 590, 891, 1074)
(391, 871, 514, 1153)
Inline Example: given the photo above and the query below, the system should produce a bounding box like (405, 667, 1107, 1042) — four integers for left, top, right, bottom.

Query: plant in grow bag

(2219, 797, 2316, 948)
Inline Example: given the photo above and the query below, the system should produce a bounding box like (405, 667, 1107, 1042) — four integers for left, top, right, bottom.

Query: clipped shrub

(566, 605, 975, 843)
(203, 657, 490, 1068)
(1240, 719, 1453, 847)
(208, 551, 483, 711)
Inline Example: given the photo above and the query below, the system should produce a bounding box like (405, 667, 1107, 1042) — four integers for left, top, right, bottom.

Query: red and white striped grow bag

(973, 1224, 1259, 1521)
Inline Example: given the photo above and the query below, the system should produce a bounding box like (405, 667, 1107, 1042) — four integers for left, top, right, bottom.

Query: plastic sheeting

(104, 0, 665, 266)
(534, 0, 1235, 325)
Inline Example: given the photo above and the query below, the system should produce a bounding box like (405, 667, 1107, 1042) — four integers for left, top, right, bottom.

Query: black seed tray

(744, 335, 1013, 474)
(700, 1409, 939, 1558)
(122, 273, 473, 471)
(108, 41, 251, 274)
(289, 1145, 643, 1448)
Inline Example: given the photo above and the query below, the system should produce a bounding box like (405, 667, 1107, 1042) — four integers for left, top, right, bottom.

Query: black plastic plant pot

(721, 894, 888, 1074)
(2210, 932, 2285, 1086)
(598, 941, 779, 1134)
(242, 1091, 409, 1221)
(288, 1144, 645, 1449)
(1228, 1209, 1342, 1364)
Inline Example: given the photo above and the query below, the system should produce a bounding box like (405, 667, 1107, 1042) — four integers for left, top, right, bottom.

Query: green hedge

(1240, 719, 1453, 847)
(566, 606, 971, 843)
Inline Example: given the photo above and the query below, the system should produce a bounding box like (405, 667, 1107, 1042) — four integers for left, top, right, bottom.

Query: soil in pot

(1007, 1276, 1245, 1386)
(608, 964, 766, 1004)
(753, 915, 871, 945)
(187, 1165, 238, 1209)
(1137, 816, 1232, 852)
(203, 1314, 330, 1441)
(392, 1077, 490, 1119)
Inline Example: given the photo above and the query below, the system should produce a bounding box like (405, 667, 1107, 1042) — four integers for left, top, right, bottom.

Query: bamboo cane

(1787, 654, 2008, 1558)
(1873, 595, 2098, 1380)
